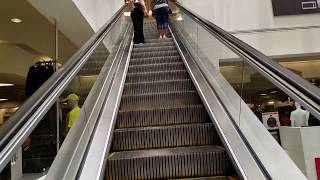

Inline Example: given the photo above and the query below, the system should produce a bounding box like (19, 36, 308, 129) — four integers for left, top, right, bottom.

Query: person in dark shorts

(152, 0, 169, 38)
(129, 0, 147, 44)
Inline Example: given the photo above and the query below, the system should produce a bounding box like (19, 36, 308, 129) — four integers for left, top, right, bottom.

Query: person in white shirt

(290, 102, 310, 127)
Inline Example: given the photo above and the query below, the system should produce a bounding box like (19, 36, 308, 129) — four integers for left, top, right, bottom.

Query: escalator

(0, 2, 319, 180)
(106, 22, 232, 179)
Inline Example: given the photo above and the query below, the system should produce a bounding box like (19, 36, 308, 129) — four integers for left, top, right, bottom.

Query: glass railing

(169, 2, 319, 179)
(0, 5, 130, 179)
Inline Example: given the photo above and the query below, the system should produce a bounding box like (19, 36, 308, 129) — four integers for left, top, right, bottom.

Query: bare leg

(158, 28, 162, 38)
(163, 28, 168, 38)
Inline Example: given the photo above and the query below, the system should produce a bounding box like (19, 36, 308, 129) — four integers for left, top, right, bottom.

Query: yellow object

(67, 106, 80, 128)
(62, 93, 79, 102)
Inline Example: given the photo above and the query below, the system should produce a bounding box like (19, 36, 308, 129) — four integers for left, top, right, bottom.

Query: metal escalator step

(128, 62, 185, 74)
(171, 177, 231, 180)
(123, 79, 194, 95)
(131, 50, 179, 59)
(119, 91, 202, 111)
(130, 56, 181, 66)
(116, 105, 209, 128)
(132, 45, 176, 53)
(106, 146, 230, 179)
(125, 70, 189, 83)
(133, 41, 175, 48)
(111, 123, 218, 151)
(145, 38, 173, 43)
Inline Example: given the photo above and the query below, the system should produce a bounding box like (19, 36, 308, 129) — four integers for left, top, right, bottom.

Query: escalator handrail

(172, 2, 320, 117)
(0, 4, 127, 171)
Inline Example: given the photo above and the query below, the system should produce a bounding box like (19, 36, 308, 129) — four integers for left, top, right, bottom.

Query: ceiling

(0, 0, 93, 108)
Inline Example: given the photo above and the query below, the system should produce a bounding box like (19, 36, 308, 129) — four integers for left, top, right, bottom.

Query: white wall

(177, 0, 320, 56)
(72, 0, 124, 32)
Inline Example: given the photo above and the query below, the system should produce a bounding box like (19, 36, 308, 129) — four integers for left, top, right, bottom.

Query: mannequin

(290, 102, 309, 127)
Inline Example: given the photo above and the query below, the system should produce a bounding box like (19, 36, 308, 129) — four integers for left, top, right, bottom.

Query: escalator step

(132, 45, 176, 53)
(131, 50, 179, 58)
(123, 79, 194, 95)
(125, 70, 189, 83)
(106, 146, 230, 179)
(171, 177, 232, 180)
(130, 56, 182, 66)
(116, 105, 209, 128)
(111, 123, 218, 151)
(133, 41, 175, 48)
(128, 62, 185, 74)
(145, 38, 173, 43)
(119, 90, 202, 111)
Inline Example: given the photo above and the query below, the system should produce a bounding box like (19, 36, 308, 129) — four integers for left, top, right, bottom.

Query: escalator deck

(106, 22, 233, 180)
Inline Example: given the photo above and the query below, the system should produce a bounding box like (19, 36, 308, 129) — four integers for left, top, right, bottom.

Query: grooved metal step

(111, 123, 218, 151)
(128, 62, 185, 73)
(125, 70, 189, 83)
(133, 41, 175, 48)
(119, 91, 202, 111)
(171, 177, 231, 180)
(123, 79, 194, 95)
(106, 146, 230, 179)
(116, 105, 209, 128)
(130, 56, 182, 66)
(132, 45, 176, 53)
(145, 38, 173, 43)
(131, 50, 179, 58)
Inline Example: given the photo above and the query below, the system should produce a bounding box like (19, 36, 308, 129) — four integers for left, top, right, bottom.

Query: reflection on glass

(170, 4, 320, 178)
(0, 3, 129, 177)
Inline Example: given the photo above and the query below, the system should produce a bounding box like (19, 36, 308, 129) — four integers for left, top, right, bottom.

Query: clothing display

(290, 103, 310, 127)
(26, 61, 56, 97)
(23, 61, 57, 173)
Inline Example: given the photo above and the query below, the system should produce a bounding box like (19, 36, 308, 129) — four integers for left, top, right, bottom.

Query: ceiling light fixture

(260, 93, 267, 96)
(0, 83, 14, 87)
(11, 18, 23, 23)
(0, 99, 8, 102)
(270, 90, 278, 94)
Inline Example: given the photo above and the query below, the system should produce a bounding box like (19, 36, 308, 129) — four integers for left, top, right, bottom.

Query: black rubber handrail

(173, 2, 320, 115)
(0, 5, 127, 153)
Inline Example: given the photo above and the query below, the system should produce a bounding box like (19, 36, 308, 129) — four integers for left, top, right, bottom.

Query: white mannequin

(290, 102, 309, 127)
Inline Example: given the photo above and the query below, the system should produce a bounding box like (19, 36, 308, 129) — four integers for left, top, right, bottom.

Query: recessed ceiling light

(0, 83, 14, 87)
(260, 93, 267, 96)
(11, 18, 23, 23)
(0, 99, 8, 102)
(270, 90, 278, 94)
(267, 101, 275, 105)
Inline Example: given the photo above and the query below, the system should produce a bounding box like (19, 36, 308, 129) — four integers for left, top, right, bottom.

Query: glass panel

(0, 11, 129, 178)
(170, 5, 320, 178)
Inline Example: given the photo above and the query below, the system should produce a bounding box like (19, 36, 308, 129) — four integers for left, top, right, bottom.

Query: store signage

(316, 158, 320, 180)
(262, 112, 280, 130)
(271, 0, 320, 16)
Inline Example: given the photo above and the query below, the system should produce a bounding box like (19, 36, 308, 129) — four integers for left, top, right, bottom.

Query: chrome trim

(172, 1, 320, 122)
(170, 26, 268, 180)
(77, 29, 133, 180)
(0, 5, 127, 172)
(229, 25, 320, 35)
(45, 24, 132, 180)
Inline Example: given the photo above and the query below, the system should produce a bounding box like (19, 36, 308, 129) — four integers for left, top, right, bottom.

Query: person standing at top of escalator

(129, 0, 148, 44)
(152, 0, 169, 39)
